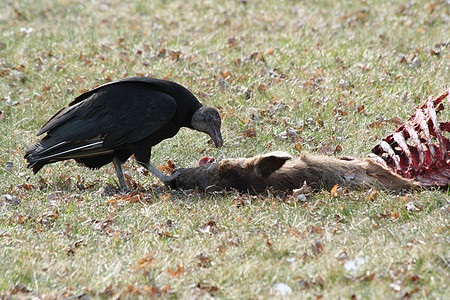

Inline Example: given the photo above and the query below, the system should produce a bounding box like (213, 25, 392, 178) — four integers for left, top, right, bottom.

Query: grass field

(1, 0, 449, 298)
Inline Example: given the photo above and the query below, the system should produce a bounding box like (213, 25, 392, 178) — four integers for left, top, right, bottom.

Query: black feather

(25, 77, 222, 188)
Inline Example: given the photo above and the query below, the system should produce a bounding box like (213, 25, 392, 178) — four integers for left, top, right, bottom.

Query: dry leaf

(250, 51, 265, 62)
(309, 225, 324, 235)
(406, 202, 422, 212)
(330, 184, 338, 195)
(198, 220, 220, 234)
(160, 193, 171, 201)
(364, 188, 378, 201)
(294, 142, 302, 152)
(355, 104, 365, 113)
(168, 264, 184, 277)
(368, 120, 384, 128)
(216, 243, 226, 253)
(311, 240, 324, 256)
(242, 128, 256, 138)
(157, 48, 166, 58)
(197, 284, 219, 294)
(157, 159, 176, 173)
(157, 231, 174, 239)
(137, 254, 156, 269)
(196, 253, 212, 267)
(391, 211, 399, 220)
(231, 196, 245, 207)
(168, 50, 182, 61)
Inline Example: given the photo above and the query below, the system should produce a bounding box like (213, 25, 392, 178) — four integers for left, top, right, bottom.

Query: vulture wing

(37, 81, 177, 147)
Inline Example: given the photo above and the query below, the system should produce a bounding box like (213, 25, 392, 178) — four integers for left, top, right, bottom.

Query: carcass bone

(369, 90, 450, 187)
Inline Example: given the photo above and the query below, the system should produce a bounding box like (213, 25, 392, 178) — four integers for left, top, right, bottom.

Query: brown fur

(167, 152, 418, 194)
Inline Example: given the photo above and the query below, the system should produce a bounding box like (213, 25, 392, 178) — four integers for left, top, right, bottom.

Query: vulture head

(191, 107, 223, 148)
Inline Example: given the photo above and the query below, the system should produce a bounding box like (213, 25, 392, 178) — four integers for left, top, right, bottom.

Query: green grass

(1, 0, 449, 298)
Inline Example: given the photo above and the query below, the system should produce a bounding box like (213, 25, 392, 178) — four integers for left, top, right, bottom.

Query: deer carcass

(166, 90, 449, 194)
(166, 152, 417, 194)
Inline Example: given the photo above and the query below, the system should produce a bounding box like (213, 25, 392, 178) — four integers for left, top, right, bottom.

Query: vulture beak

(210, 128, 223, 148)
(191, 106, 224, 148)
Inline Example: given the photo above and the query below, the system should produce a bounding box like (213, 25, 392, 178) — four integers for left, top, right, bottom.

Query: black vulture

(25, 77, 223, 189)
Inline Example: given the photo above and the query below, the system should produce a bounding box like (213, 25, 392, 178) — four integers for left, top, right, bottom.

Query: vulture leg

(147, 162, 171, 183)
(132, 144, 169, 183)
(113, 157, 128, 190)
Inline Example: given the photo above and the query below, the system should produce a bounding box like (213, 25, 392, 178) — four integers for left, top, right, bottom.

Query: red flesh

(198, 157, 215, 166)
(370, 90, 450, 187)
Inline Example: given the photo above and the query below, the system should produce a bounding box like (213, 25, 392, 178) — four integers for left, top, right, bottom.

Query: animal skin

(166, 152, 418, 194)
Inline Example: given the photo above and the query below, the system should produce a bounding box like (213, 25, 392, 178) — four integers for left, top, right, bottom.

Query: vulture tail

(25, 137, 113, 173)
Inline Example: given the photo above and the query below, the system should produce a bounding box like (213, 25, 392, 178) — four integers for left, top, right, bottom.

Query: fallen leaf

(226, 36, 238, 48)
(168, 264, 184, 277)
(198, 157, 215, 166)
(336, 251, 349, 261)
(258, 84, 267, 91)
(387, 116, 403, 125)
(231, 196, 246, 207)
(216, 243, 226, 252)
(405, 202, 422, 212)
(157, 48, 166, 58)
(39, 210, 59, 225)
(356, 273, 375, 282)
(168, 50, 182, 61)
(311, 240, 324, 256)
(391, 211, 399, 220)
(160, 193, 171, 201)
(379, 212, 390, 219)
(242, 128, 256, 138)
(430, 49, 440, 57)
(294, 142, 302, 152)
(355, 104, 365, 113)
(309, 225, 324, 235)
(157, 231, 174, 239)
(287, 227, 306, 238)
(364, 188, 378, 201)
(198, 220, 220, 234)
(368, 120, 384, 128)
(65, 239, 85, 256)
(266, 48, 275, 55)
(197, 284, 219, 294)
(330, 184, 339, 195)
(10, 284, 32, 294)
(157, 160, 177, 173)
(249, 51, 265, 62)
(330, 184, 347, 196)
(137, 254, 156, 269)
(196, 253, 212, 267)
